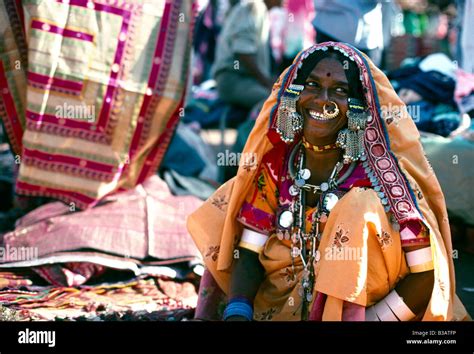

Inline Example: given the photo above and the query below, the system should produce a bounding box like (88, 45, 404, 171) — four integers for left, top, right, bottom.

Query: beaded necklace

(302, 136, 339, 152)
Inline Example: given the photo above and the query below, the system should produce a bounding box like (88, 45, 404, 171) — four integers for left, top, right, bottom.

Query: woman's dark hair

(293, 48, 365, 102)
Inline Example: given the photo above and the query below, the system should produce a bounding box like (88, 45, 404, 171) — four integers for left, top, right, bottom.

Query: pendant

(306, 293, 313, 302)
(298, 286, 304, 297)
(320, 182, 329, 192)
(291, 247, 300, 258)
(300, 168, 311, 180)
(278, 210, 294, 229)
(291, 233, 298, 243)
(295, 178, 306, 188)
(315, 250, 321, 262)
(289, 185, 299, 196)
(323, 193, 339, 211)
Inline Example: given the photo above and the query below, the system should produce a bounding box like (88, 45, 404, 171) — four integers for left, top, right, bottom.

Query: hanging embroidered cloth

(0, 0, 195, 208)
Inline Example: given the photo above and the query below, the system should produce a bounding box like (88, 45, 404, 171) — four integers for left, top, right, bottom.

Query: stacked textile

(0, 176, 203, 283)
(0, 273, 198, 321)
(0, 175, 204, 320)
(389, 53, 462, 137)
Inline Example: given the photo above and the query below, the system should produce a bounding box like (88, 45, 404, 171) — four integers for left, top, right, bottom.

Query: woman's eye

(306, 81, 318, 87)
(335, 87, 348, 94)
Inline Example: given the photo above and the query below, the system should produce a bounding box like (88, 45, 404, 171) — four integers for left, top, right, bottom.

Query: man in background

(212, 0, 282, 109)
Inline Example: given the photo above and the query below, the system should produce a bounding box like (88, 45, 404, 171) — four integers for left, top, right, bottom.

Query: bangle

(365, 306, 380, 321)
(223, 297, 254, 321)
(406, 247, 434, 273)
(373, 299, 398, 321)
(238, 228, 269, 254)
(384, 289, 416, 321)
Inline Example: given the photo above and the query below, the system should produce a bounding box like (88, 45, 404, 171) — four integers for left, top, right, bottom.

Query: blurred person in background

(312, 0, 384, 66)
(273, 0, 316, 71)
(212, 0, 282, 110)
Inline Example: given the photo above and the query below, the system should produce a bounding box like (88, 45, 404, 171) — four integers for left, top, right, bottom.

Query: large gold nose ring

(323, 101, 340, 119)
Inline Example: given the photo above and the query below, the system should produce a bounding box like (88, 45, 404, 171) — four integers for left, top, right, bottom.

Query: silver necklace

(279, 142, 356, 320)
(287, 141, 357, 196)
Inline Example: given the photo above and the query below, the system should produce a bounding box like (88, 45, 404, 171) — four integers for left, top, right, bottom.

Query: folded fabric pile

(0, 175, 203, 277)
(0, 175, 204, 320)
(0, 272, 198, 321)
(389, 53, 462, 136)
(455, 69, 474, 117)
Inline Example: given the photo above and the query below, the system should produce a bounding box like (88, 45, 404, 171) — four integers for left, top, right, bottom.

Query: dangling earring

(276, 84, 304, 143)
(336, 98, 368, 164)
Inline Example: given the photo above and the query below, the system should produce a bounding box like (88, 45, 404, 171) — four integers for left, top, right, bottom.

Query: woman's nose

(314, 89, 329, 105)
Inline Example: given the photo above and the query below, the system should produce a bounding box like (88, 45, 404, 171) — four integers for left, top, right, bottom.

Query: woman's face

(298, 58, 350, 145)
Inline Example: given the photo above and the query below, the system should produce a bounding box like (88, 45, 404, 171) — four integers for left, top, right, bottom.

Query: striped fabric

(0, 0, 195, 208)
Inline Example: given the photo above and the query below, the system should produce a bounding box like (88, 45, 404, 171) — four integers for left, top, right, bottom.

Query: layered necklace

(277, 141, 356, 320)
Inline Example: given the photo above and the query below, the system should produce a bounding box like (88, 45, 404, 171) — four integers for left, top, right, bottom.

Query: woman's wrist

(223, 296, 254, 321)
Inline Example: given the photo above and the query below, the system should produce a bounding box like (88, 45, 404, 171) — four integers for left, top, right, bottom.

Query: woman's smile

(307, 109, 335, 121)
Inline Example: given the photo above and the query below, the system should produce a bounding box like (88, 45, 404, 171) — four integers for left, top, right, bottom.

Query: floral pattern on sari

(236, 146, 284, 234)
(256, 307, 277, 321)
(205, 246, 220, 262)
(332, 226, 350, 250)
(279, 267, 296, 284)
(211, 195, 228, 211)
(377, 230, 393, 250)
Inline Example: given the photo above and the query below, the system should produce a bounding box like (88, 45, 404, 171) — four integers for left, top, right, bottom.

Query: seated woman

(187, 42, 469, 321)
